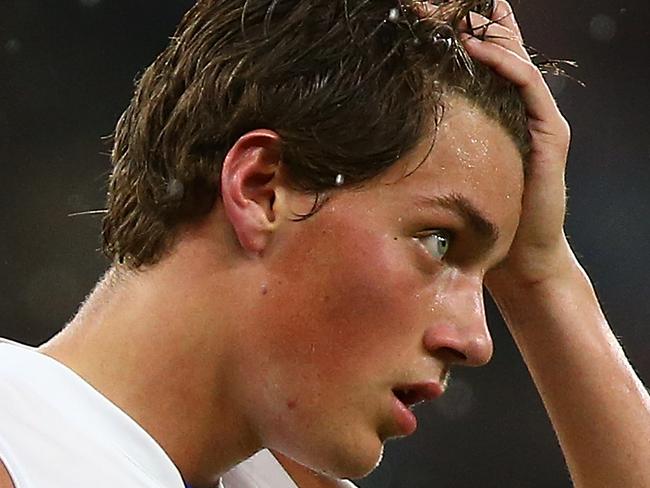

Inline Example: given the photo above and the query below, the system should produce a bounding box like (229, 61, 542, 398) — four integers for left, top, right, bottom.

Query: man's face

(229, 96, 524, 479)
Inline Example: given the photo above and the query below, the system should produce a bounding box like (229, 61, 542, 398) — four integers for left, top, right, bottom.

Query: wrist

(485, 244, 598, 332)
(485, 236, 580, 292)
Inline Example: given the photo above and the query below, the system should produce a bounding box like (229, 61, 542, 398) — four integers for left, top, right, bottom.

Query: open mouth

(392, 388, 425, 408)
(392, 382, 444, 408)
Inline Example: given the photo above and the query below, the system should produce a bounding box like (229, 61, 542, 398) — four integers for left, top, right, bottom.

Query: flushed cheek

(245, 227, 431, 460)
(252, 265, 415, 457)
(269, 230, 421, 393)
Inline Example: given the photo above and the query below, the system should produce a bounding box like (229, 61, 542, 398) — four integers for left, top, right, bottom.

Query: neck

(39, 258, 260, 487)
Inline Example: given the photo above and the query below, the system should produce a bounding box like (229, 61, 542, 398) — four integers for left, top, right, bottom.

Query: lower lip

(391, 396, 417, 436)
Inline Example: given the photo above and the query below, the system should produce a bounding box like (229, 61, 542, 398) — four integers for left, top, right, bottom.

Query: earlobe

(221, 130, 284, 255)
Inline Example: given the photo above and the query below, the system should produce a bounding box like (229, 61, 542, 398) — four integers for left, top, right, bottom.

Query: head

(103, 0, 529, 267)
(102, 0, 529, 480)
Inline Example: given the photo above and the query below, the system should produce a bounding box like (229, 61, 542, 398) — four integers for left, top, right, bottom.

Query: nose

(422, 277, 493, 367)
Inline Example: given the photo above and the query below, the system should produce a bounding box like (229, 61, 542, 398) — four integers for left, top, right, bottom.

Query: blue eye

(420, 230, 452, 260)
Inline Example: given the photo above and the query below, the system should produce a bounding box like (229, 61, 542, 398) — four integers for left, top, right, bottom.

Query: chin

(270, 412, 388, 480)
(347, 444, 385, 480)
(318, 431, 386, 480)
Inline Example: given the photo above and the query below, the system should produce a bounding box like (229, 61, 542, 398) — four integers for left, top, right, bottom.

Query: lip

(391, 394, 418, 436)
(390, 381, 444, 436)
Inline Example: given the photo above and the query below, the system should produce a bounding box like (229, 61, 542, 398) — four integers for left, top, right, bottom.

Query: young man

(1, 0, 649, 487)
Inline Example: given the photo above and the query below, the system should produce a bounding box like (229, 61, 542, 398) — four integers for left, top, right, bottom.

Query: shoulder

(0, 459, 15, 488)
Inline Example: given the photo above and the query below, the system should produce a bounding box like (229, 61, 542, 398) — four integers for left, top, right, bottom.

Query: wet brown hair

(103, 0, 532, 267)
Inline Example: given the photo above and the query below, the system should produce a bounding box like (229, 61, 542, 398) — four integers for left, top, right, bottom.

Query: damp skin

(225, 96, 524, 479)
(440, 98, 516, 203)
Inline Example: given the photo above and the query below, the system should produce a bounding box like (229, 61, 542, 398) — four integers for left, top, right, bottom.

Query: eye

(419, 230, 452, 261)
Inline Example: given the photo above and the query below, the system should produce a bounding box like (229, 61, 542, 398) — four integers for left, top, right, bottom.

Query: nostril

(437, 346, 467, 364)
(423, 325, 486, 365)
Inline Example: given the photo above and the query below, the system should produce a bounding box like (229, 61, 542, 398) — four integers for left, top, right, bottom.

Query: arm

(461, 2, 650, 486)
(488, 245, 650, 487)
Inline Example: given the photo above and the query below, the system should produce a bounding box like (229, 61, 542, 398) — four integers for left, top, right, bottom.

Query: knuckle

(494, 0, 512, 18)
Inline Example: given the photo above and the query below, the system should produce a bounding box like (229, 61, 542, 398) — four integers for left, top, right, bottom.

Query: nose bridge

(423, 272, 493, 367)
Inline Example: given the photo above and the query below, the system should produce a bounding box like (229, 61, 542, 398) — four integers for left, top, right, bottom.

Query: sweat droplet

(388, 7, 400, 23)
(335, 174, 345, 186)
(433, 33, 453, 50)
(166, 179, 184, 201)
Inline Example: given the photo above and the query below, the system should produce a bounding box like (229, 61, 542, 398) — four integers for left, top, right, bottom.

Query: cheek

(245, 217, 429, 457)
(266, 223, 422, 388)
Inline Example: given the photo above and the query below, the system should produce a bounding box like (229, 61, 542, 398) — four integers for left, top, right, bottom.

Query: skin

(262, 2, 650, 487)
(223, 97, 523, 480)
(33, 95, 522, 488)
(0, 464, 11, 488)
(272, 452, 350, 488)
(3, 2, 649, 488)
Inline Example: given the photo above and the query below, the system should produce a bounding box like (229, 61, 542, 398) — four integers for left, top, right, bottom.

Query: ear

(221, 129, 286, 256)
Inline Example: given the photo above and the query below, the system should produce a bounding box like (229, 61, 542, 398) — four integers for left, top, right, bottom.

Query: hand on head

(441, 1, 573, 287)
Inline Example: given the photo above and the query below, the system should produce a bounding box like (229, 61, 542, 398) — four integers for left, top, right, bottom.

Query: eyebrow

(416, 192, 500, 247)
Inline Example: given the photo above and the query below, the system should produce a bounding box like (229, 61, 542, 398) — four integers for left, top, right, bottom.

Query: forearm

(489, 254, 650, 488)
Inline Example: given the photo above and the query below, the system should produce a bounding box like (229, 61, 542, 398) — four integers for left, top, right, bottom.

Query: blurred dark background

(1, 1, 648, 487)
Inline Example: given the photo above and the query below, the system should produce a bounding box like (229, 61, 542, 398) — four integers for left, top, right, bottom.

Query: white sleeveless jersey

(0, 339, 357, 488)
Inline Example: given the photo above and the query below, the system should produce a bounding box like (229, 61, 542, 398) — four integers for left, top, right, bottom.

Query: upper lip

(392, 381, 445, 407)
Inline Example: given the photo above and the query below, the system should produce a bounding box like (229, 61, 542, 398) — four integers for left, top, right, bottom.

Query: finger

(492, 0, 523, 40)
(461, 36, 562, 125)
(460, 12, 528, 60)
(415, 1, 529, 62)
(412, 1, 438, 18)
